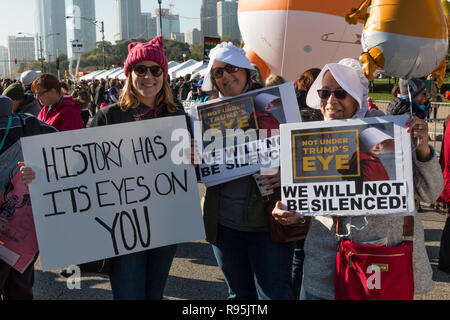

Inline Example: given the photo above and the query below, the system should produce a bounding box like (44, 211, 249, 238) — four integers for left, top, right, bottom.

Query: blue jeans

(109, 245, 177, 300)
(292, 239, 305, 299)
(212, 224, 294, 300)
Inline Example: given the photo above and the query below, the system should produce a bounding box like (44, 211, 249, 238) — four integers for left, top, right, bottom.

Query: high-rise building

(66, 0, 97, 57)
(0, 46, 9, 78)
(185, 28, 203, 46)
(35, 0, 67, 61)
(201, 0, 219, 37)
(115, 0, 142, 41)
(155, 8, 180, 39)
(7, 36, 36, 77)
(141, 12, 157, 40)
(217, 0, 241, 40)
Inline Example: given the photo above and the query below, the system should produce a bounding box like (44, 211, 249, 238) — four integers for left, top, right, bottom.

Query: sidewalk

(32, 203, 450, 300)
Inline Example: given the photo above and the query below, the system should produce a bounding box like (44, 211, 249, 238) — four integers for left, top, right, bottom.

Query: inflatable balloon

(243, 45, 271, 80)
(346, 0, 448, 87)
(238, 0, 365, 82)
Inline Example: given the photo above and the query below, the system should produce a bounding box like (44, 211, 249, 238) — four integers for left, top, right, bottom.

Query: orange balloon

(243, 45, 271, 80)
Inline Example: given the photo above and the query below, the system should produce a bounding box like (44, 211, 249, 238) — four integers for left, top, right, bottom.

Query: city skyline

(1, 0, 203, 48)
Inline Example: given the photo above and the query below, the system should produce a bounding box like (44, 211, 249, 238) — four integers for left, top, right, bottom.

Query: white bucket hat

(306, 58, 369, 119)
(359, 127, 393, 152)
(201, 42, 256, 92)
(253, 93, 281, 111)
(20, 70, 40, 86)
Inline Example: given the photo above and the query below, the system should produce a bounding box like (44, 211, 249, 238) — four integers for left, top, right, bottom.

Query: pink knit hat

(124, 36, 168, 78)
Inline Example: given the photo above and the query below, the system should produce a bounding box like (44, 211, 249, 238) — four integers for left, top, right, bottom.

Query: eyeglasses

(211, 64, 240, 79)
(133, 65, 164, 77)
(317, 89, 348, 100)
(35, 89, 49, 97)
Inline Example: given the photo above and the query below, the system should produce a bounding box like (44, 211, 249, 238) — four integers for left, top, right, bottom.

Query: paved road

(33, 203, 450, 300)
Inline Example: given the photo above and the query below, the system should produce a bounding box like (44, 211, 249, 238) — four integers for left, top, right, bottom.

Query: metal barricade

(374, 100, 450, 154)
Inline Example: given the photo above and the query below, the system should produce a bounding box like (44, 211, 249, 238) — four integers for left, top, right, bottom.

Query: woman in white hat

(201, 42, 294, 300)
(272, 58, 443, 300)
(341, 127, 395, 183)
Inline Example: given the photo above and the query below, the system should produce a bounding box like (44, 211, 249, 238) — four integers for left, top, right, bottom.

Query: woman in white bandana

(272, 58, 443, 300)
(201, 42, 294, 300)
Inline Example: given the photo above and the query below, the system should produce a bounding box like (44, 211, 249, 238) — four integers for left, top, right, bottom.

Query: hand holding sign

(18, 162, 35, 187)
(406, 116, 431, 162)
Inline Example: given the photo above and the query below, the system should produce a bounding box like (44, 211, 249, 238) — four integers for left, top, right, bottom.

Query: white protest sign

(280, 115, 415, 216)
(21, 116, 205, 271)
(190, 82, 301, 187)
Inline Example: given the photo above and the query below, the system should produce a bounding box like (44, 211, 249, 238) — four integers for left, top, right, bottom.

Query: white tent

(94, 68, 122, 80)
(175, 61, 207, 79)
(79, 70, 106, 81)
(168, 61, 179, 69)
(106, 68, 124, 80)
(168, 59, 199, 79)
(118, 71, 127, 80)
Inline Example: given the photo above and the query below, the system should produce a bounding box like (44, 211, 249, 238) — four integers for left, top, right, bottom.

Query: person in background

(294, 68, 323, 122)
(108, 79, 120, 105)
(265, 74, 286, 87)
(20, 70, 40, 95)
(367, 97, 379, 111)
(387, 78, 429, 119)
(72, 84, 91, 128)
(32, 73, 83, 132)
(272, 58, 442, 300)
(178, 74, 191, 101)
(193, 80, 209, 104)
(59, 81, 70, 95)
(201, 42, 294, 300)
(2, 83, 41, 117)
(436, 114, 450, 274)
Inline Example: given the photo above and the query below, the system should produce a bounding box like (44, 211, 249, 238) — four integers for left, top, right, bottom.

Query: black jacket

(89, 102, 192, 134)
(386, 97, 426, 119)
(0, 113, 57, 156)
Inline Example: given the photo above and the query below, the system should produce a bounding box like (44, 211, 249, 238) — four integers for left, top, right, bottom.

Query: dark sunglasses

(133, 65, 163, 77)
(211, 64, 240, 79)
(317, 89, 348, 100)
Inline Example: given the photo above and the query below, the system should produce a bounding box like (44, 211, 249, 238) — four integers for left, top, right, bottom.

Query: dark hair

(31, 73, 61, 94)
(391, 83, 400, 97)
(294, 68, 321, 91)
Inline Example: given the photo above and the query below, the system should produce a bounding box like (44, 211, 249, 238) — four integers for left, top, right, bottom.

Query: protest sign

(21, 116, 205, 271)
(203, 36, 221, 65)
(190, 82, 301, 186)
(0, 141, 38, 273)
(280, 115, 415, 216)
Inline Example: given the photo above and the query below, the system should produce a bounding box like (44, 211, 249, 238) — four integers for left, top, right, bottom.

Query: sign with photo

(280, 115, 414, 216)
(190, 82, 301, 187)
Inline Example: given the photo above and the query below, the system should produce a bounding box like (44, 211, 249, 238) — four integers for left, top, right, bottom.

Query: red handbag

(334, 217, 415, 300)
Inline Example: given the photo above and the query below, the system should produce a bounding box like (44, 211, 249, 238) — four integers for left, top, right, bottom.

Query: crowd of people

(0, 35, 449, 301)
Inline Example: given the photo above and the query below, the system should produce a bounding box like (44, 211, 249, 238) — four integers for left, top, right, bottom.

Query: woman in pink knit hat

(89, 36, 187, 300)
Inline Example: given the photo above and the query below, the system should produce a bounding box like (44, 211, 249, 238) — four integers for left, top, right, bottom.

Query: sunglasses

(133, 65, 164, 77)
(35, 89, 49, 97)
(211, 64, 240, 79)
(317, 89, 348, 100)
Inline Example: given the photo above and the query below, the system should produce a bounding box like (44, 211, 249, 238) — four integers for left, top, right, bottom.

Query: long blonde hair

(118, 72, 177, 113)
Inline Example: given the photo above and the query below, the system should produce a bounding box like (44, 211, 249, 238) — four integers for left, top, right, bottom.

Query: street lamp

(66, 15, 106, 69)
(158, 0, 163, 37)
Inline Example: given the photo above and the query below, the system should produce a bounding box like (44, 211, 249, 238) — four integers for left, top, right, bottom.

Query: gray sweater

(302, 143, 443, 299)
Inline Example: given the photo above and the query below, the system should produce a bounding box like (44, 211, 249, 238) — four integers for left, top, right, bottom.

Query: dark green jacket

(203, 176, 280, 245)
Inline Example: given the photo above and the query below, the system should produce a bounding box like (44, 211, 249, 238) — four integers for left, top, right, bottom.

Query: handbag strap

(0, 116, 13, 152)
(334, 215, 414, 242)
